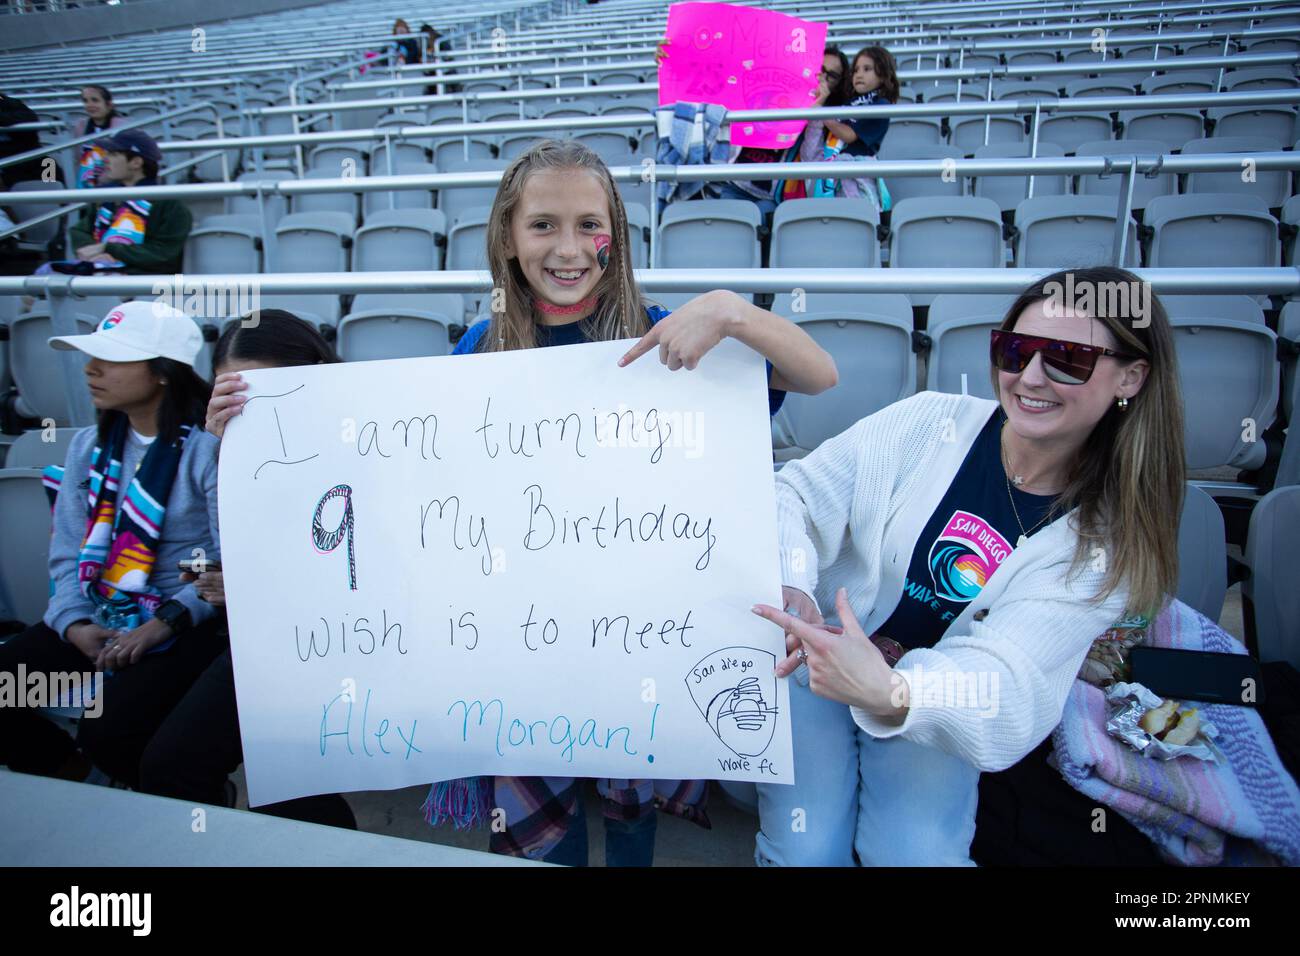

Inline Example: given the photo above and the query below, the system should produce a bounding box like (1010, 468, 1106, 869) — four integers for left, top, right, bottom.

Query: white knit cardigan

(776, 390, 1131, 772)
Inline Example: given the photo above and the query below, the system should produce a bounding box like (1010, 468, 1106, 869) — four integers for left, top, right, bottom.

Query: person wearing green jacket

(68, 129, 191, 275)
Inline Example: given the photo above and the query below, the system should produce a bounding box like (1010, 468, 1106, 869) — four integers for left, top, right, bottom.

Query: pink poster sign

(657, 2, 828, 149)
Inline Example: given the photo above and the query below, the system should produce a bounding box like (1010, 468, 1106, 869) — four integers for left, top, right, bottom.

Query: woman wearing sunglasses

(751, 266, 1185, 866)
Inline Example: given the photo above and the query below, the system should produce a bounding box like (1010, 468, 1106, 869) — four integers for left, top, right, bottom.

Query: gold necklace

(1000, 422, 1053, 548)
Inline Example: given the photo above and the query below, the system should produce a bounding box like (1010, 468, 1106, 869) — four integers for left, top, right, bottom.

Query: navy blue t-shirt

(453, 304, 787, 416)
(875, 410, 1058, 651)
(842, 89, 890, 158)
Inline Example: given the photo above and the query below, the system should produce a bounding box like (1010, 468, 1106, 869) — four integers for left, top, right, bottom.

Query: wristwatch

(154, 599, 193, 634)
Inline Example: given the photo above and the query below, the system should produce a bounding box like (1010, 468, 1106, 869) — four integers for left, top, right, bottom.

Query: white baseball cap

(48, 300, 203, 366)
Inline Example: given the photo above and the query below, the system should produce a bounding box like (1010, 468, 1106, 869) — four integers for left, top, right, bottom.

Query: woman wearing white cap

(0, 301, 225, 786)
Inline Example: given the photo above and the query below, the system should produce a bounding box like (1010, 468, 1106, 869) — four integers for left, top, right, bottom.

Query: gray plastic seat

(769, 199, 880, 269)
(6, 427, 78, 469)
(335, 309, 454, 362)
(1281, 300, 1300, 424)
(571, 131, 638, 166)
(351, 292, 466, 324)
(291, 169, 361, 222)
(1118, 110, 1204, 152)
(1175, 484, 1228, 622)
(972, 141, 1067, 212)
(1013, 195, 1140, 268)
(1143, 193, 1280, 268)
(875, 143, 964, 204)
(889, 197, 1004, 305)
(1075, 139, 1177, 208)
(363, 161, 437, 215)
(0, 469, 54, 627)
(225, 171, 293, 221)
(623, 202, 651, 270)
(1141, 73, 1218, 96)
(261, 212, 356, 326)
(923, 294, 1016, 399)
(8, 181, 64, 247)
(369, 140, 430, 175)
(430, 136, 496, 169)
(1181, 137, 1292, 208)
(498, 134, 549, 161)
(949, 114, 1026, 152)
(1224, 67, 1300, 92)
(184, 214, 264, 274)
(435, 158, 507, 229)
(353, 208, 447, 272)
(994, 82, 1059, 101)
(1063, 79, 1133, 98)
(1007, 50, 1058, 68)
(308, 143, 368, 176)
(445, 206, 491, 273)
(1243, 486, 1300, 668)
(655, 199, 762, 269)
(7, 309, 96, 425)
(769, 293, 916, 460)
(1165, 296, 1277, 470)
(1037, 112, 1113, 153)
(1208, 106, 1298, 149)
(1285, 195, 1300, 266)
(882, 117, 944, 149)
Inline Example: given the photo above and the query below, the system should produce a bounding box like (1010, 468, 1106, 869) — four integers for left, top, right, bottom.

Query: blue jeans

(755, 669, 980, 866)
(543, 783, 659, 867)
(712, 181, 777, 216)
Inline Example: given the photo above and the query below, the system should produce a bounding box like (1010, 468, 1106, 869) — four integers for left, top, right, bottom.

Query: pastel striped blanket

(1050, 600, 1300, 866)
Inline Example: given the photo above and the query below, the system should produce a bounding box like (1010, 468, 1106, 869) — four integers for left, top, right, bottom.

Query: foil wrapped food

(1105, 682, 1221, 762)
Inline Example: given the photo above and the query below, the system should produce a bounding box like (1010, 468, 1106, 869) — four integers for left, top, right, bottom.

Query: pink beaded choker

(534, 295, 598, 317)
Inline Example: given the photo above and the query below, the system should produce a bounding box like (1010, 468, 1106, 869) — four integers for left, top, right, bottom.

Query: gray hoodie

(44, 424, 222, 639)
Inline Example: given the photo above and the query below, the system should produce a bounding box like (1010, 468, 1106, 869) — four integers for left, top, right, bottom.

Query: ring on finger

(796, 648, 808, 663)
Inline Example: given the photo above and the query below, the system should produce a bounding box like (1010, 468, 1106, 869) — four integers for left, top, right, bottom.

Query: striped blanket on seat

(1050, 600, 1300, 866)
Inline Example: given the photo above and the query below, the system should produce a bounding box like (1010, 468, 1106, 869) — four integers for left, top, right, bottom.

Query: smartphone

(1128, 646, 1263, 707)
(177, 559, 222, 574)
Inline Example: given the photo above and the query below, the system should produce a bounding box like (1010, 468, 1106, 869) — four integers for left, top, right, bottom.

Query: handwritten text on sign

(217, 339, 792, 807)
(658, 2, 828, 149)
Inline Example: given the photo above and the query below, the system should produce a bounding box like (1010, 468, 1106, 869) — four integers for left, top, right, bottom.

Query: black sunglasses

(990, 329, 1140, 385)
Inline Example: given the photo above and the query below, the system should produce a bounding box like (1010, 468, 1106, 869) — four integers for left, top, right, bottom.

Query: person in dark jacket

(67, 129, 191, 275)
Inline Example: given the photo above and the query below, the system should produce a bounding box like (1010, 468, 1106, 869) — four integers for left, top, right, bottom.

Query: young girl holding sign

(439, 138, 838, 866)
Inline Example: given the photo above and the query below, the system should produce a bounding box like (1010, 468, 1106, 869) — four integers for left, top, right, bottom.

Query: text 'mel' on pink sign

(658, 2, 828, 149)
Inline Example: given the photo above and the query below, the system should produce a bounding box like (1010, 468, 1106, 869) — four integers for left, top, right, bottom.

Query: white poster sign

(217, 338, 792, 807)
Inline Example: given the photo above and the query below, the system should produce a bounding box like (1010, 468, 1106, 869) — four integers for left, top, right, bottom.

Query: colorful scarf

(77, 144, 108, 190)
(93, 195, 152, 246)
(44, 416, 194, 629)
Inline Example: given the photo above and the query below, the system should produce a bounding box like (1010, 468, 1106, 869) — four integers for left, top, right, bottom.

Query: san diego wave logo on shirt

(928, 510, 1013, 603)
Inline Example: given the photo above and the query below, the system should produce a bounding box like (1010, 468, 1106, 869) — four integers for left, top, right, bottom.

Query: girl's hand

(180, 569, 225, 607)
(75, 243, 105, 259)
(96, 617, 173, 671)
(206, 372, 248, 439)
(754, 587, 906, 718)
(65, 622, 115, 662)
(655, 38, 670, 64)
(772, 586, 843, 667)
(813, 74, 831, 106)
(618, 290, 735, 371)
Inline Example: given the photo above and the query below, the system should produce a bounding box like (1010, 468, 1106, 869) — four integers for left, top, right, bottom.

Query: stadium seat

(1012, 195, 1140, 268)
(261, 212, 355, 326)
(769, 199, 881, 269)
(1036, 112, 1113, 153)
(498, 134, 548, 161)
(1279, 300, 1300, 424)
(1118, 110, 1204, 152)
(353, 208, 447, 272)
(363, 162, 437, 215)
(570, 131, 638, 166)
(1176, 484, 1228, 622)
(949, 113, 1026, 152)
(768, 293, 916, 460)
(335, 309, 454, 362)
(226, 172, 293, 220)
(308, 143, 368, 176)
(435, 158, 508, 229)
(0, 469, 53, 627)
(6, 308, 96, 424)
(972, 141, 1068, 213)
(923, 294, 1016, 398)
(1223, 67, 1300, 91)
(1164, 295, 1277, 470)
(6, 427, 78, 469)
(1207, 106, 1298, 147)
(1074, 140, 1177, 209)
(7, 181, 64, 247)
(882, 116, 944, 149)
(1143, 193, 1281, 268)
(1180, 137, 1293, 208)
(889, 197, 1004, 304)
(1285, 194, 1300, 265)
(290, 169, 361, 223)
(184, 214, 264, 274)
(624, 202, 651, 270)
(1243, 486, 1300, 669)
(351, 292, 466, 325)
(431, 136, 496, 169)
(370, 140, 430, 175)
(1063, 79, 1133, 98)
(1141, 72, 1219, 96)
(874, 143, 964, 204)
(994, 82, 1059, 102)
(655, 200, 761, 269)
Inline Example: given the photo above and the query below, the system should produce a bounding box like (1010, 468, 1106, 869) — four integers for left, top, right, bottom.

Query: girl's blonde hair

(992, 266, 1186, 615)
(480, 139, 650, 352)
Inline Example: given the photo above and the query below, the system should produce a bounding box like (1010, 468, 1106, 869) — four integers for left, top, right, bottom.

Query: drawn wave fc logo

(927, 510, 1013, 604)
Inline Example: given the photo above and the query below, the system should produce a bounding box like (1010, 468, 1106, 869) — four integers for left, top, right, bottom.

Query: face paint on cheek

(594, 233, 611, 271)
